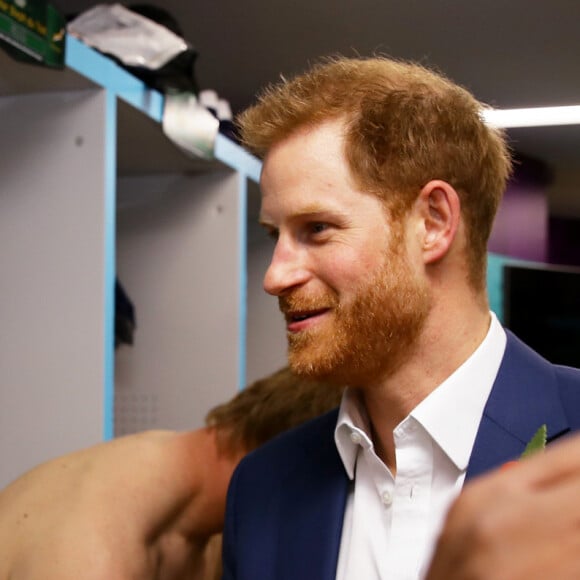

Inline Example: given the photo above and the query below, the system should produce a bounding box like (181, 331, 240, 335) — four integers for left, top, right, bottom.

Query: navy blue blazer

(223, 331, 580, 580)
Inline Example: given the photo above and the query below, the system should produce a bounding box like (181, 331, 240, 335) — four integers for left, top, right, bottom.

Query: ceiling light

(482, 105, 580, 128)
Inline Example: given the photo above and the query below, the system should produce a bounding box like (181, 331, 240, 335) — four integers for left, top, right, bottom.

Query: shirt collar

(334, 312, 507, 477)
(335, 388, 372, 480)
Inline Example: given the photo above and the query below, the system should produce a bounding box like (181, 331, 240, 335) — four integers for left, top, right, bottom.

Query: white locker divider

(0, 35, 284, 489)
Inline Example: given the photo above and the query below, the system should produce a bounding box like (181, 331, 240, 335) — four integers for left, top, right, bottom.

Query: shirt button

(382, 491, 393, 506)
(350, 431, 363, 445)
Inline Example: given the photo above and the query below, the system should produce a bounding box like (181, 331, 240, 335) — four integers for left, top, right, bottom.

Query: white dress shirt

(335, 312, 507, 580)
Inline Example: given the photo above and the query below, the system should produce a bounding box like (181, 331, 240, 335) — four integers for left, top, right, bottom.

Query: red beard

(280, 243, 431, 387)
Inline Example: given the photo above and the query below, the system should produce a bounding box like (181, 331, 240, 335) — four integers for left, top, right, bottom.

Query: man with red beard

(222, 56, 580, 580)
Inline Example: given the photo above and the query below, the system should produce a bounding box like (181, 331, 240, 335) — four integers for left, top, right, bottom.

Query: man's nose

(263, 239, 310, 296)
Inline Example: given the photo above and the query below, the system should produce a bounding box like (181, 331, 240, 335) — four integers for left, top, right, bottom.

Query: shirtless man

(0, 367, 342, 580)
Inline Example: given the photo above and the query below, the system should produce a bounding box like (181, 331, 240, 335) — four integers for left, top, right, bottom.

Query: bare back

(0, 430, 225, 580)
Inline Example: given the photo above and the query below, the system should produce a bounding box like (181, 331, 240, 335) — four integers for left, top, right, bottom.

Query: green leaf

(521, 424, 547, 458)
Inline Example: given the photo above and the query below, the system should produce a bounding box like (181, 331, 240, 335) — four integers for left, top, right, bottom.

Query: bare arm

(426, 433, 580, 580)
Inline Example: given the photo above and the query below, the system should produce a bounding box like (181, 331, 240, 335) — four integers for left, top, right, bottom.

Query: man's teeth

(293, 314, 310, 321)
(290, 309, 327, 322)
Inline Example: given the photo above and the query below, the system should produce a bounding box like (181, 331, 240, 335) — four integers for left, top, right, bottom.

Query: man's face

(259, 120, 431, 386)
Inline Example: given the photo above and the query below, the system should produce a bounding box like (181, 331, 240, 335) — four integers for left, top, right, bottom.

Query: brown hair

(237, 56, 512, 290)
(205, 366, 342, 455)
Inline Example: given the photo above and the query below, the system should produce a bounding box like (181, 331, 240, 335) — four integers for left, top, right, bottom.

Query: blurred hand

(426, 433, 580, 580)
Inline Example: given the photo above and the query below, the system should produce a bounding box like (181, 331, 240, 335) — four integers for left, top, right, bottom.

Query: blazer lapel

(466, 330, 569, 480)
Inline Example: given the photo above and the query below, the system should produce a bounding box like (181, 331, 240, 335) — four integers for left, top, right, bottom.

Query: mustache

(279, 291, 338, 316)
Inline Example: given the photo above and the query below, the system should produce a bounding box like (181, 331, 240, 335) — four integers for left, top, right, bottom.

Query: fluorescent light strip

(482, 105, 580, 128)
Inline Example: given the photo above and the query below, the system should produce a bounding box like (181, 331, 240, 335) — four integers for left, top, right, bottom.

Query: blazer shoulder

(554, 362, 580, 383)
(554, 363, 580, 426)
(233, 407, 340, 487)
(505, 329, 580, 401)
(467, 331, 578, 479)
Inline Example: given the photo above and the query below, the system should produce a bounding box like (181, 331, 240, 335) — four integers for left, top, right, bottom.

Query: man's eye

(266, 228, 279, 241)
(309, 222, 329, 235)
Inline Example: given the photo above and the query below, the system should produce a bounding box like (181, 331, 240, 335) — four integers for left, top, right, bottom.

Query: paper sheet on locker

(162, 93, 220, 160)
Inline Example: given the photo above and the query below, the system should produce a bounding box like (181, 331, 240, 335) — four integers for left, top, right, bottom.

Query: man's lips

(285, 309, 329, 332)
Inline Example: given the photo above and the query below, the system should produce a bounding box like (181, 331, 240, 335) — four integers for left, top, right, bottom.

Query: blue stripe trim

(64, 36, 262, 408)
(215, 134, 261, 182)
(65, 35, 164, 122)
(238, 175, 248, 390)
(102, 91, 117, 440)
(487, 253, 507, 322)
(487, 253, 539, 323)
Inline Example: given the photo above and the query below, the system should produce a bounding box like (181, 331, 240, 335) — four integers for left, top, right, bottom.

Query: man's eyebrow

(259, 203, 341, 226)
(258, 217, 275, 229)
(295, 203, 328, 215)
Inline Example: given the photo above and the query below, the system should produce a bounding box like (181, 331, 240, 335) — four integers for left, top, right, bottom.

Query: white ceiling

(56, 0, 580, 207)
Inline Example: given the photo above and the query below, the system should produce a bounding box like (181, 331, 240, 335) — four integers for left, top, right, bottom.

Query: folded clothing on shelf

(67, 3, 199, 94)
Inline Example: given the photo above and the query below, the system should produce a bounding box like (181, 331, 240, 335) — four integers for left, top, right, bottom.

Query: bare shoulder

(0, 429, 198, 503)
(0, 430, 204, 579)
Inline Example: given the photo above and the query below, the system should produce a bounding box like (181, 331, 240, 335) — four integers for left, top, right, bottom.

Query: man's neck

(362, 302, 492, 472)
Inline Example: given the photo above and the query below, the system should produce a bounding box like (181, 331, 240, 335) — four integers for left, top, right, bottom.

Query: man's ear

(417, 180, 460, 264)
